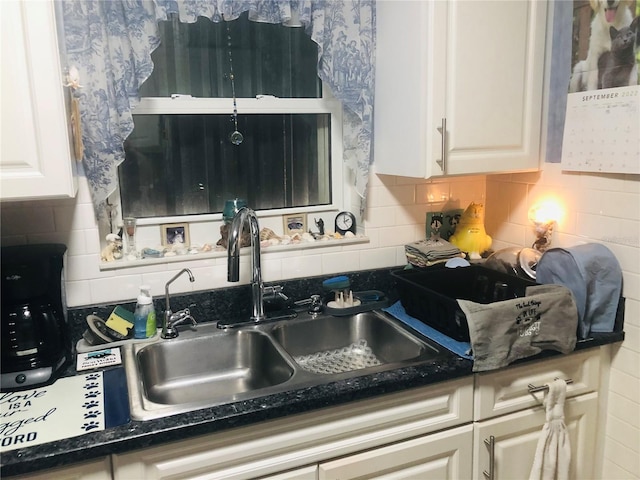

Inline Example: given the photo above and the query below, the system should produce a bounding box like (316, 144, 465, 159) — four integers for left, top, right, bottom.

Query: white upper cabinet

(1, 0, 77, 201)
(374, 0, 548, 178)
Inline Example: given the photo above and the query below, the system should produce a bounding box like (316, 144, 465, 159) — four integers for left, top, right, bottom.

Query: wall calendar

(561, 85, 639, 174)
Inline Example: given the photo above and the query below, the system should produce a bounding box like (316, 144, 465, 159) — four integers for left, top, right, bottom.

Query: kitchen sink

(123, 310, 448, 421)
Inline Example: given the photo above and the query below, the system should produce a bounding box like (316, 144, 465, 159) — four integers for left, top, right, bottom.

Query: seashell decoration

(260, 227, 280, 241)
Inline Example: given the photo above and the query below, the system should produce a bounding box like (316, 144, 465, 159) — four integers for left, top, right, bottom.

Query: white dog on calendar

(569, 0, 634, 92)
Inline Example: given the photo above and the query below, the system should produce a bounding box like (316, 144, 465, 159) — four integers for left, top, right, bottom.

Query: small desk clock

(335, 211, 356, 235)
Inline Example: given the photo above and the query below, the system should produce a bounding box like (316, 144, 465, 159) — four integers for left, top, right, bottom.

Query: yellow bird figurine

(449, 202, 492, 259)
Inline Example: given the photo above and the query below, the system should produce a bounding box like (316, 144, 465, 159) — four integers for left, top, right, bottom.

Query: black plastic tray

(392, 266, 537, 342)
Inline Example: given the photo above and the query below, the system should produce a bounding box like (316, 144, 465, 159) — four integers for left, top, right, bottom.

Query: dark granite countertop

(0, 267, 626, 477)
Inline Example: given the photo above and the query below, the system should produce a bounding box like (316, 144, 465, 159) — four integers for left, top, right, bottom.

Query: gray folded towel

(405, 239, 464, 267)
(458, 284, 578, 372)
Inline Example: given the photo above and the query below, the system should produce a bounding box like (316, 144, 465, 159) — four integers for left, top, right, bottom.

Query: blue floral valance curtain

(61, 0, 376, 218)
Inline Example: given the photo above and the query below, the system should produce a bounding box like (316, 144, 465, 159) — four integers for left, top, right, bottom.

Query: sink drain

(294, 339, 383, 375)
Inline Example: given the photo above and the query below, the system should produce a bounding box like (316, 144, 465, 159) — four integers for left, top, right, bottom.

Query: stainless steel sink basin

(123, 310, 447, 421)
(138, 330, 293, 405)
(271, 313, 433, 375)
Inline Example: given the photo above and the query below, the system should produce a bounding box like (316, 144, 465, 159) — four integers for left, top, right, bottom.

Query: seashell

(260, 227, 280, 241)
(301, 232, 315, 242)
(344, 231, 356, 238)
(268, 238, 280, 246)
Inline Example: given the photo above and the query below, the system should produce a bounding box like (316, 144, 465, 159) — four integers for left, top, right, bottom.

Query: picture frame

(282, 213, 307, 235)
(161, 223, 190, 246)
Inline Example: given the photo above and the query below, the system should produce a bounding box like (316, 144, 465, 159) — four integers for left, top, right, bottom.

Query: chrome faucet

(220, 207, 296, 329)
(227, 207, 267, 322)
(161, 268, 197, 339)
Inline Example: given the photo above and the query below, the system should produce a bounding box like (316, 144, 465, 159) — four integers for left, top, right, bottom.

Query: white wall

(486, 163, 640, 479)
(0, 171, 485, 308)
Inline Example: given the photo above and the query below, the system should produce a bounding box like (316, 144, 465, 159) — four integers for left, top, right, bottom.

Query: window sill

(99, 235, 369, 271)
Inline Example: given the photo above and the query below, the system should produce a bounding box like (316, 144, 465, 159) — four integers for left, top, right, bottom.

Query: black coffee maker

(1, 244, 71, 391)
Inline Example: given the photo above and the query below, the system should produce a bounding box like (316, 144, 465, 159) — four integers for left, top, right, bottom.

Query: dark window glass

(120, 114, 331, 218)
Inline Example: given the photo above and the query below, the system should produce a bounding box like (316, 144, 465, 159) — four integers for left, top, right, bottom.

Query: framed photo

(161, 223, 190, 246)
(282, 213, 307, 235)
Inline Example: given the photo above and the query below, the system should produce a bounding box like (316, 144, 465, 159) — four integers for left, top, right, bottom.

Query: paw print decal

(84, 373, 101, 381)
(81, 421, 100, 431)
(84, 410, 102, 419)
(84, 390, 100, 399)
(83, 381, 99, 390)
(82, 400, 100, 409)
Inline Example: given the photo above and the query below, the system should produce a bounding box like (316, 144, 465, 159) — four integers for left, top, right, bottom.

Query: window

(119, 14, 342, 220)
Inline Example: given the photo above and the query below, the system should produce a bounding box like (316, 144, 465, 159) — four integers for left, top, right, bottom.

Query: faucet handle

(263, 285, 289, 302)
(162, 309, 197, 339)
(308, 294, 323, 314)
(170, 308, 196, 325)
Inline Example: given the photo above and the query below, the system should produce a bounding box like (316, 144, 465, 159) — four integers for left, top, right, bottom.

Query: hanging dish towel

(529, 379, 571, 480)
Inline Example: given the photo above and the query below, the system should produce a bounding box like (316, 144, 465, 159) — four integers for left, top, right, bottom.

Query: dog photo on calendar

(569, 0, 639, 92)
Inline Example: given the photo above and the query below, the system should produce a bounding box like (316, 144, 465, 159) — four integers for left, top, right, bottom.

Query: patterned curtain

(61, 0, 376, 218)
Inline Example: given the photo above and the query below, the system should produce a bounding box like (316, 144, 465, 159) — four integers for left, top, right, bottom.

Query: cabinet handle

(527, 378, 573, 393)
(483, 435, 495, 480)
(436, 117, 447, 173)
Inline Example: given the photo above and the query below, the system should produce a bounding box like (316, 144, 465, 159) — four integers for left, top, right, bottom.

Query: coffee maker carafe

(1, 244, 71, 391)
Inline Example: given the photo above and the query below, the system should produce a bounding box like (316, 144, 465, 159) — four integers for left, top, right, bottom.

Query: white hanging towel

(529, 379, 571, 480)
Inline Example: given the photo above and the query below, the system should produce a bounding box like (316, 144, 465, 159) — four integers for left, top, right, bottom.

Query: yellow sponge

(105, 306, 134, 337)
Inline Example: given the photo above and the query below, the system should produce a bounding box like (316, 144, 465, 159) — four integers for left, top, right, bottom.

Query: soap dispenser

(134, 285, 156, 339)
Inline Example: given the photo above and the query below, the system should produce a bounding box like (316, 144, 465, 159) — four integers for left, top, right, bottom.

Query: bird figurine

(449, 202, 492, 260)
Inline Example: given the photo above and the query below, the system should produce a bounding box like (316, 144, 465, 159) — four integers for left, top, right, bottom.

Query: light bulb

(528, 200, 562, 252)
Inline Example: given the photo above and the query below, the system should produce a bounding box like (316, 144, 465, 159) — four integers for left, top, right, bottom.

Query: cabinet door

(0, 0, 77, 200)
(473, 393, 598, 480)
(318, 424, 473, 480)
(374, 0, 547, 179)
(435, 0, 547, 176)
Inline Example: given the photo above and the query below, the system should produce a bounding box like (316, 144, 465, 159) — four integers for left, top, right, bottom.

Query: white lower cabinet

(471, 348, 604, 480)
(112, 378, 474, 480)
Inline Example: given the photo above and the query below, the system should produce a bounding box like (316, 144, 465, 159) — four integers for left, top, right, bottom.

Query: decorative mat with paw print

(0, 368, 129, 452)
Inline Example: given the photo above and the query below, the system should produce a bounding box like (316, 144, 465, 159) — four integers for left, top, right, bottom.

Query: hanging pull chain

(226, 22, 243, 146)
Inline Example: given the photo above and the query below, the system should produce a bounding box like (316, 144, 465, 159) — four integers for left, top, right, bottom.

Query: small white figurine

(101, 233, 123, 262)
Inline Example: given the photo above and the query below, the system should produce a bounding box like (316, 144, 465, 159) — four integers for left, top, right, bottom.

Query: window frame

(127, 83, 345, 226)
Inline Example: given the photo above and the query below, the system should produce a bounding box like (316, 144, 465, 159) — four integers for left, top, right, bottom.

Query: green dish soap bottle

(134, 285, 156, 339)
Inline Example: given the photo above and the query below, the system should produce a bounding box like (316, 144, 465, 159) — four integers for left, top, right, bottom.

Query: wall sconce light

(528, 200, 562, 253)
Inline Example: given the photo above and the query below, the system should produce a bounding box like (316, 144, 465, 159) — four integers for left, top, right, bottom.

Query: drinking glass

(123, 217, 138, 258)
